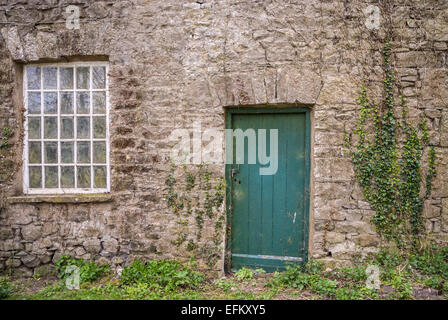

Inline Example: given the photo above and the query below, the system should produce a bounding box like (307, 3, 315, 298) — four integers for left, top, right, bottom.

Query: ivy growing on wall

(164, 163, 225, 269)
(0, 127, 12, 211)
(346, 40, 437, 249)
(0, 127, 10, 149)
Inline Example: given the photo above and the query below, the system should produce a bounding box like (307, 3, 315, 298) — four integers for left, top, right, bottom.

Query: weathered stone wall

(0, 0, 447, 275)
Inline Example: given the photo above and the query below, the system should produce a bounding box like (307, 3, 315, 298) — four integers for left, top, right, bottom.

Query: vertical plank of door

(261, 114, 274, 255)
(285, 114, 305, 256)
(231, 114, 250, 254)
(248, 115, 262, 255)
(272, 114, 287, 256)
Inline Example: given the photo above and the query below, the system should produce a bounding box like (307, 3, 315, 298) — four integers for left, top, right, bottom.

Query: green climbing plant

(346, 40, 437, 249)
(163, 163, 225, 269)
(0, 127, 10, 149)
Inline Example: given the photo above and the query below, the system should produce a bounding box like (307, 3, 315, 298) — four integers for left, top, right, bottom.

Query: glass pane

(27, 66, 41, 89)
(61, 117, 74, 139)
(28, 92, 41, 114)
(76, 67, 90, 89)
(61, 166, 75, 188)
(93, 116, 106, 138)
(43, 67, 57, 89)
(60, 67, 74, 89)
(92, 66, 106, 89)
(44, 141, 58, 164)
(92, 91, 106, 114)
(93, 141, 106, 163)
(61, 142, 74, 163)
(76, 92, 90, 114)
(94, 166, 107, 188)
(45, 166, 58, 188)
(28, 117, 41, 139)
(60, 92, 74, 114)
(29, 142, 41, 164)
(44, 92, 57, 114)
(77, 117, 90, 138)
(29, 166, 42, 188)
(44, 117, 57, 139)
(77, 166, 91, 188)
(77, 141, 90, 163)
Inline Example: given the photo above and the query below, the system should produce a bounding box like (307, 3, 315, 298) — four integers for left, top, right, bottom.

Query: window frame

(22, 61, 110, 194)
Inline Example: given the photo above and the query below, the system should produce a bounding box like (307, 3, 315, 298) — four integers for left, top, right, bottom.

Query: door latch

(231, 168, 239, 178)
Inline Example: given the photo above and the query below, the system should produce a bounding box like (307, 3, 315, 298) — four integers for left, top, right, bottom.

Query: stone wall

(0, 0, 447, 275)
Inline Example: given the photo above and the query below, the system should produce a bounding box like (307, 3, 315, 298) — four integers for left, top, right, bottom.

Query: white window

(23, 62, 110, 194)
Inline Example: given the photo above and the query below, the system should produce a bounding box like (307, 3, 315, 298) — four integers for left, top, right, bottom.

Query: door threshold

(231, 253, 303, 262)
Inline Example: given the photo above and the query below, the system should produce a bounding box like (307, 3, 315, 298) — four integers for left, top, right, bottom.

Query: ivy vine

(163, 163, 225, 269)
(346, 40, 437, 249)
(0, 127, 10, 149)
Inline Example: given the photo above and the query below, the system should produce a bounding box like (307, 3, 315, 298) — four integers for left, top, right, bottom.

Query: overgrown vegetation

(266, 260, 377, 300)
(0, 276, 11, 299)
(378, 246, 448, 296)
(55, 255, 110, 284)
(120, 259, 204, 291)
(2, 246, 447, 300)
(346, 40, 437, 249)
(265, 246, 448, 300)
(234, 267, 255, 283)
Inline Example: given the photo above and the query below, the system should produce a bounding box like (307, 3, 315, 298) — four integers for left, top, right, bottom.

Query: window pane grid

(26, 89, 107, 92)
(28, 139, 107, 141)
(24, 63, 109, 194)
(73, 66, 78, 189)
(57, 66, 61, 189)
(41, 66, 45, 188)
(90, 66, 94, 190)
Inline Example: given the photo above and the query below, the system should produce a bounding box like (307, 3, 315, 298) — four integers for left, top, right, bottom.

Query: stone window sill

(7, 194, 113, 204)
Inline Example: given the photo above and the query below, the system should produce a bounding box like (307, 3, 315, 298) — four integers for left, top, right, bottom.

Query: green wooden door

(226, 108, 310, 272)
